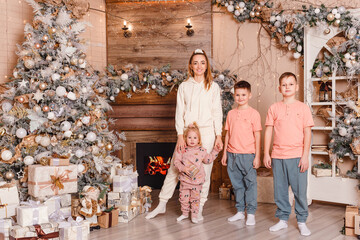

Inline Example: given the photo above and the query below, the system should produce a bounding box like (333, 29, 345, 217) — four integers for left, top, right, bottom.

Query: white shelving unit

(304, 21, 359, 205)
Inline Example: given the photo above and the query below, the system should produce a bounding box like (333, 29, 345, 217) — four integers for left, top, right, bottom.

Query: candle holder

(186, 20, 194, 37)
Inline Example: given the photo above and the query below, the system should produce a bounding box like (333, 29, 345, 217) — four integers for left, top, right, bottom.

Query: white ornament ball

(344, 118, 351, 125)
(338, 6, 346, 14)
(51, 73, 61, 81)
(345, 53, 351, 59)
(24, 156, 34, 165)
(225, 3, 228, 7)
(16, 128, 27, 138)
(275, 15, 282, 21)
(120, 74, 128, 81)
(338, 127, 347, 136)
(104, 156, 113, 163)
(81, 116, 90, 125)
(296, 45, 302, 52)
(86, 132, 97, 142)
(67, 92, 76, 100)
(92, 146, 100, 155)
(64, 131, 72, 138)
(33, 105, 41, 113)
(132, 86, 136, 92)
(2, 102, 12, 113)
(115, 88, 120, 94)
(238, 2, 245, 8)
(331, 9, 338, 14)
(98, 88, 104, 93)
(293, 52, 301, 59)
(227, 5, 234, 12)
(348, 27, 357, 37)
(86, 100, 92, 107)
(120, 86, 125, 91)
(274, 21, 281, 28)
(270, 16, 276, 22)
(61, 121, 71, 131)
(151, 84, 156, 89)
(285, 35, 292, 43)
(166, 76, 172, 81)
(56, 86, 67, 97)
(335, 13, 341, 19)
(40, 136, 51, 147)
(110, 96, 115, 101)
(81, 87, 87, 93)
(218, 74, 225, 81)
(77, 164, 85, 173)
(1, 150, 12, 161)
(323, 66, 330, 73)
(35, 135, 42, 143)
(24, 59, 35, 69)
(47, 112, 55, 120)
(75, 149, 85, 158)
(234, 10, 240, 16)
(78, 134, 84, 139)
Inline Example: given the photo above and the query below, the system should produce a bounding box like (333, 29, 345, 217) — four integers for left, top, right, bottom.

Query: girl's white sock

(176, 215, 188, 222)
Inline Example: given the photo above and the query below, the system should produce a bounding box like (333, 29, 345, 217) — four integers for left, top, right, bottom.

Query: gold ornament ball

(0, 128, 6, 136)
(42, 35, 49, 41)
(39, 82, 48, 90)
(34, 43, 41, 49)
(5, 171, 15, 180)
(324, 28, 331, 34)
(78, 134, 84, 139)
(70, 58, 78, 66)
(250, 11, 255, 18)
(344, 118, 351, 125)
(334, 19, 341, 27)
(327, 13, 335, 21)
(18, 97, 25, 103)
(255, 11, 260, 17)
(50, 27, 56, 34)
(161, 72, 166, 77)
(86, 72, 91, 77)
(105, 143, 113, 151)
(256, 6, 261, 11)
(42, 106, 50, 112)
(26, 33, 32, 39)
(64, 66, 70, 72)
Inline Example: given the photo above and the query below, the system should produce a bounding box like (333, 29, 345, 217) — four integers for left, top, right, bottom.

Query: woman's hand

(176, 135, 186, 153)
(214, 135, 223, 151)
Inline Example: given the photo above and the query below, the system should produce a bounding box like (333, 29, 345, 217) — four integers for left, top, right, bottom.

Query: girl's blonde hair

(187, 49, 213, 91)
(183, 122, 202, 146)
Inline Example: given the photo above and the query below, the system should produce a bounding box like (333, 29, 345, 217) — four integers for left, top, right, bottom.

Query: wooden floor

(90, 190, 356, 240)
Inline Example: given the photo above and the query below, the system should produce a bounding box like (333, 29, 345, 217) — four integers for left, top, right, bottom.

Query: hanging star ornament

(127, 93, 132, 99)
(16, 168, 24, 179)
(19, 79, 28, 88)
(144, 86, 150, 93)
(33, 90, 44, 103)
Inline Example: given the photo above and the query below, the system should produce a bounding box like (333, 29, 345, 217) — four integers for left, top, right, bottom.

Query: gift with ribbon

(10, 222, 59, 240)
(16, 200, 49, 227)
(28, 165, 77, 198)
(0, 182, 20, 205)
(97, 208, 119, 229)
(0, 218, 11, 240)
(0, 203, 17, 219)
(58, 217, 90, 240)
(112, 176, 132, 193)
(106, 192, 120, 209)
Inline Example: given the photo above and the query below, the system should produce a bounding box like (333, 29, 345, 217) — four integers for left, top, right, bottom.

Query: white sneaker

(176, 215, 188, 222)
(227, 212, 245, 222)
(246, 214, 256, 226)
(298, 222, 311, 236)
(145, 201, 166, 220)
(269, 220, 288, 232)
(197, 205, 204, 221)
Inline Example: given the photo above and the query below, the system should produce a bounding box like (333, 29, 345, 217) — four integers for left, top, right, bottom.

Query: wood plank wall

(105, 0, 212, 69)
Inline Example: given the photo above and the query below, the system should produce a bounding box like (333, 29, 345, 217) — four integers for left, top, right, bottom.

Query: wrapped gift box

(118, 205, 140, 223)
(0, 219, 11, 240)
(28, 165, 77, 198)
(219, 187, 230, 200)
(41, 194, 72, 217)
(107, 192, 120, 209)
(0, 182, 20, 205)
(113, 176, 135, 193)
(345, 205, 358, 236)
(355, 215, 360, 235)
(98, 209, 119, 228)
(16, 201, 49, 227)
(0, 204, 16, 219)
(49, 158, 70, 166)
(10, 222, 59, 239)
(59, 219, 90, 240)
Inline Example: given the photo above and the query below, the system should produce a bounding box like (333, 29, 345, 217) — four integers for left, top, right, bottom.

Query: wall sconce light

(186, 19, 194, 37)
(122, 20, 132, 38)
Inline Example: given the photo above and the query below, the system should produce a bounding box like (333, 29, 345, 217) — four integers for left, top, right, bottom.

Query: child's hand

(221, 154, 227, 166)
(263, 154, 272, 169)
(298, 156, 309, 172)
(253, 156, 261, 169)
(185, 165, 199, 180)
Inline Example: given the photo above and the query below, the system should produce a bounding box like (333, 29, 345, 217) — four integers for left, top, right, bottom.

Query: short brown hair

(234, 80, 251, 92)
(184, 122, 202, 146)
(279, 72, 297, 84)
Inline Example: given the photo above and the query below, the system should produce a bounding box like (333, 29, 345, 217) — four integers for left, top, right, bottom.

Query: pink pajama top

(174, 146, 219, 185)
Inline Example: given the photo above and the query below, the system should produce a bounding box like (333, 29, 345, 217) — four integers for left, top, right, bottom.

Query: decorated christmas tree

(0, 0, 125, 200)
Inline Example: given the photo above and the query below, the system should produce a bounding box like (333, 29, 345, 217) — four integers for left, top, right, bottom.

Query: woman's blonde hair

(183, 122, 202, 146)
(187, 49, 213, 91)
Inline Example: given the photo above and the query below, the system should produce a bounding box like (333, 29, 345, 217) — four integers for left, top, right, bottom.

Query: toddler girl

(174, 123, 220, 223)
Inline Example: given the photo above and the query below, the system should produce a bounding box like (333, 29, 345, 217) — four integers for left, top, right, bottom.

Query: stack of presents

(0, 161, 152, 239)
(345, 205, 360, 237)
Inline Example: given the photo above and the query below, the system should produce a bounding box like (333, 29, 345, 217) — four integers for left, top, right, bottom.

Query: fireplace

(136, 142, 176, 189)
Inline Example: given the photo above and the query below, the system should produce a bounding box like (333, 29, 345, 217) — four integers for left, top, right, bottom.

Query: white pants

(159, 128, 215, 206)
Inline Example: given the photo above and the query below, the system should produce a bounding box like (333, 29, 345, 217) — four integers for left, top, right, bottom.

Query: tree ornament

(24, 156, 34, 165)
(324, 28, 331, 34)
(17, 96, 25, 103)
(33, 105, 41, 112)
(64, 66, 70, 72)
(34, 43, 41, 49)
(26, 33, 32, 39)
(120, 74, 128, 81)
(293, 52, 301, 59)
(40, 135, 51, 147)
(86, 100, 92, 107)
(250, 11, 255, 18)
(256, 5, 261, 11)
(39, 82, 48, 90)
(151, 84, 156, 89)
(239, 2, 245, 8)
(78, 58, 84, 65)
(326, 13, 335, 21)
(24, 59, 35, 69)
(46, 55, 52, 61)
(49, 27, 56, 34)
(77, 164, 85, 173)
(105, 143, 113, 151)
(56, 86, 67, 96)
(35, 135, 42, 143)
(92, 146, 100, 155)
(42, 35, 49, 41)
(2, 102, 12, 112)
(61, 121, 71, 131)
(66, 41, 72, 47)
(64, 131, 72, 138)
(16, 128, 27, 138)
(338, 127, 347, 136)
(47, 112, 55, 120)
(42, 106, 50, 112)
(344, 118, 351, 125)
(1, 150, 13, 161)
(4, 171, 15, 180)
(78, 134, 84, 139)
(104, 156, 113, 163)
(70, 58, 78, 65)
(81, 116, 90, 125)
(86, 132, 97, 142)
(52, 73, 61, 81)
(0, 128, 5, 136)
(75, 149, 85, 158)
(86, 72, 91, 77)
(67, 92, 76, 100)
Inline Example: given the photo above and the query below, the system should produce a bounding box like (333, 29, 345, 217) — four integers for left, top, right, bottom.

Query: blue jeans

(272, 158, 308, 223)
(227, 152, 257, 214)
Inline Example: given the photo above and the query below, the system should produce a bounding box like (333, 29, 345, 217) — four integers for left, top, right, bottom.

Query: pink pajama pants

(179, 182, 202, 218)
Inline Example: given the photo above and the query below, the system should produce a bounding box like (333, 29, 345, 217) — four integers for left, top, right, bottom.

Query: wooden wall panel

(106, 0, 211, 69)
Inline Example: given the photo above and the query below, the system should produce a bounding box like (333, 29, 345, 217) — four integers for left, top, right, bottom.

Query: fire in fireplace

(136, 142, 176, 189)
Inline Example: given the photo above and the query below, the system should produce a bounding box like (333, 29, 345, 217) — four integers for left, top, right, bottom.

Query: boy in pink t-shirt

(221, 81, 262, 226)
(264, 72, 314, 236)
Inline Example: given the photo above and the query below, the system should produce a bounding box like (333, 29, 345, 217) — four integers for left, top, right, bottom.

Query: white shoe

(298, 222, 311, 236)
(176, 215, 188, 222)
(269, 220, 288, 232)
(145, 201, 166, 220)
(246, 214, 256, 226)
(227, 212, 245, 222)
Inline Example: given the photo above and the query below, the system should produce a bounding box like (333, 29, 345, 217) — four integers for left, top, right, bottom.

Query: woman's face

(191, 54, 207, 77)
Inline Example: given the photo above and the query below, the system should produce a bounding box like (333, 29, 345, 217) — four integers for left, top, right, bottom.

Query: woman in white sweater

(146, 49, 223, 221)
